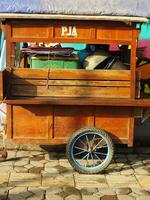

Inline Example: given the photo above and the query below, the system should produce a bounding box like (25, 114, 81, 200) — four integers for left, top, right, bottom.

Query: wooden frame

(1, 17, 149, 147)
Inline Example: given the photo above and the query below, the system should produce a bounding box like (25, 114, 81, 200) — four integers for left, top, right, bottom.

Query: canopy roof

(0, 0, 149, 22)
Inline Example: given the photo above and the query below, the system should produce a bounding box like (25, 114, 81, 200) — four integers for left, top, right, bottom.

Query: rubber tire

(66, 127, 114, 174)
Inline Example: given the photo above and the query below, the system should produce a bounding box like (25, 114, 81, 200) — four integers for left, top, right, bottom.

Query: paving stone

(136, 195, 150, 200)
(30, 156, 44, 162)
(121, 169, 134, 175)
(142, 159, 150, 164)
(30, 151, 44, 156)
(14, 159, 29, 167)
(59, 161, 73, 169)
(46, 194, 63, 200)
(27, 187, 45, 200)
(81, 187, 98, 195)
(0, 173, 10, 187)
(55, 165, 67, 173)
(65, 194, 82, 200)
(62, 186, 81, 200)
(0, 165, 14, 172)
(7, 150, 17, 159)
(0, 160, 14, 166)
(14, 166, 29, 173)
(131, 161, 143, 169)
(9, 187, 32, 199)
(24, 164, 34, 169)
(98, 188, 116, 195)
(75, 174, 108, 188)
(106, 175, 140, 188)
(42, 173, 74, 187)
(30, 161, 44, 168)
(44, 167, 59, 174)
(9, 173, 41, 187)
(16, 151, 30, 158)
(115, 188, 132, 195)
(135, 175, 150, 189)
(29, 167, 44, 174)
(82, 195, 99, 200)
(45, 161, 59, 168)
(131, 188, 150, 195)
(100, 195, 118, 200)
(134, 167, 149, 175)
(117, 195, 135, 200)
(46, 187, 62, 195)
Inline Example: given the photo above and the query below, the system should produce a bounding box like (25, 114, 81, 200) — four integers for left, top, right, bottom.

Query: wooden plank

(11, 79, 130, 87)
(6, 104, 12, 139)
(96, 27, 132, 41)
(130, 26, 139, 98)
(5, 97, 150, 107)
(11, 85, 130, 98)
(12, 25, 52, 39)
(11, 69, 131, 80)
(0, 14, 148, 23)
(137, 63, 150, 79)
(95, 107, 132, 143)
(128, 116, 135, 147)
(12, 105, 53, 140)
(12, 138, 129, 144)
(54, 106, 94, 138)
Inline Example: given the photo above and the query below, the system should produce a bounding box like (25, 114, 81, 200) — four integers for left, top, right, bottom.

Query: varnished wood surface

(10, 69, 132, 98)
(5, 97, 150, 107)
(4, 19, 140, 44)
(11, 69, 131, 80)
(7, 104, 134, 146)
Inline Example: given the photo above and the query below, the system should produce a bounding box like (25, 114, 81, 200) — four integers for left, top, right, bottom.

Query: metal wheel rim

(70, 130, 111, 171)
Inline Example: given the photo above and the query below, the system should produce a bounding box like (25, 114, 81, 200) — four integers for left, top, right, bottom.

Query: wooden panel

(54, 106, 94, 138)
(11, 85, 130, 98)
(95, 107, 133, 143)
(12, 25, 51, 38)
(97, 27, 132, 41)
(12, 79, 130, 87)
(5, 98, 150, 107)
(137, 63, 150, 79)
(11, 69, 131, 80)
(12, 105, 53, 140)
(0, 71, 3, 101)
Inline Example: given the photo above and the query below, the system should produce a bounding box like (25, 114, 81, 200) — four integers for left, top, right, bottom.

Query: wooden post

(4, 23, 12, 68)
(130, 23, 140, 99)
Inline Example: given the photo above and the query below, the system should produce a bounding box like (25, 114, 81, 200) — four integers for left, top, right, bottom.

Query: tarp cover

(0, 0, 150, 18)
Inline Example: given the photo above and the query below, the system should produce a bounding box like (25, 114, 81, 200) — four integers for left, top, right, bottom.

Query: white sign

(61, 26, 77, 37)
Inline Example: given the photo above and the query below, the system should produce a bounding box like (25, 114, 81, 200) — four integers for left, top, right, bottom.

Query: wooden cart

(0, 14, 150, 173)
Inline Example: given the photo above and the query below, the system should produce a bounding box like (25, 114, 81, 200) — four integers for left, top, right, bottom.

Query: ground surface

(0, 146, 150, 200)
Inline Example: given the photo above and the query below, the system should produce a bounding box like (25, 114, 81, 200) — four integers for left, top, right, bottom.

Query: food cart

(0, 0, 150, 173)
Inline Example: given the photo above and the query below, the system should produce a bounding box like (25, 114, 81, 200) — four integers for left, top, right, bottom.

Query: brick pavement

(0, 146, 149, 200)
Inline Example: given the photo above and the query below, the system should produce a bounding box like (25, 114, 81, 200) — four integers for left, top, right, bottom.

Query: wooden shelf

(5, 97, 150, 107)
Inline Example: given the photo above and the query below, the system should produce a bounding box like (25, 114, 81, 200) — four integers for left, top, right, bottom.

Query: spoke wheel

(66, 128, 114, 174)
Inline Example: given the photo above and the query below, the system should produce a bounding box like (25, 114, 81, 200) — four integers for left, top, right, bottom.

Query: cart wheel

(66, 127, 114, 174)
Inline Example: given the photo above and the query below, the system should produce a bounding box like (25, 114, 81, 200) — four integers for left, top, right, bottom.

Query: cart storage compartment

(7, 104, 134, 146)
(10, 69, 135, 99)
